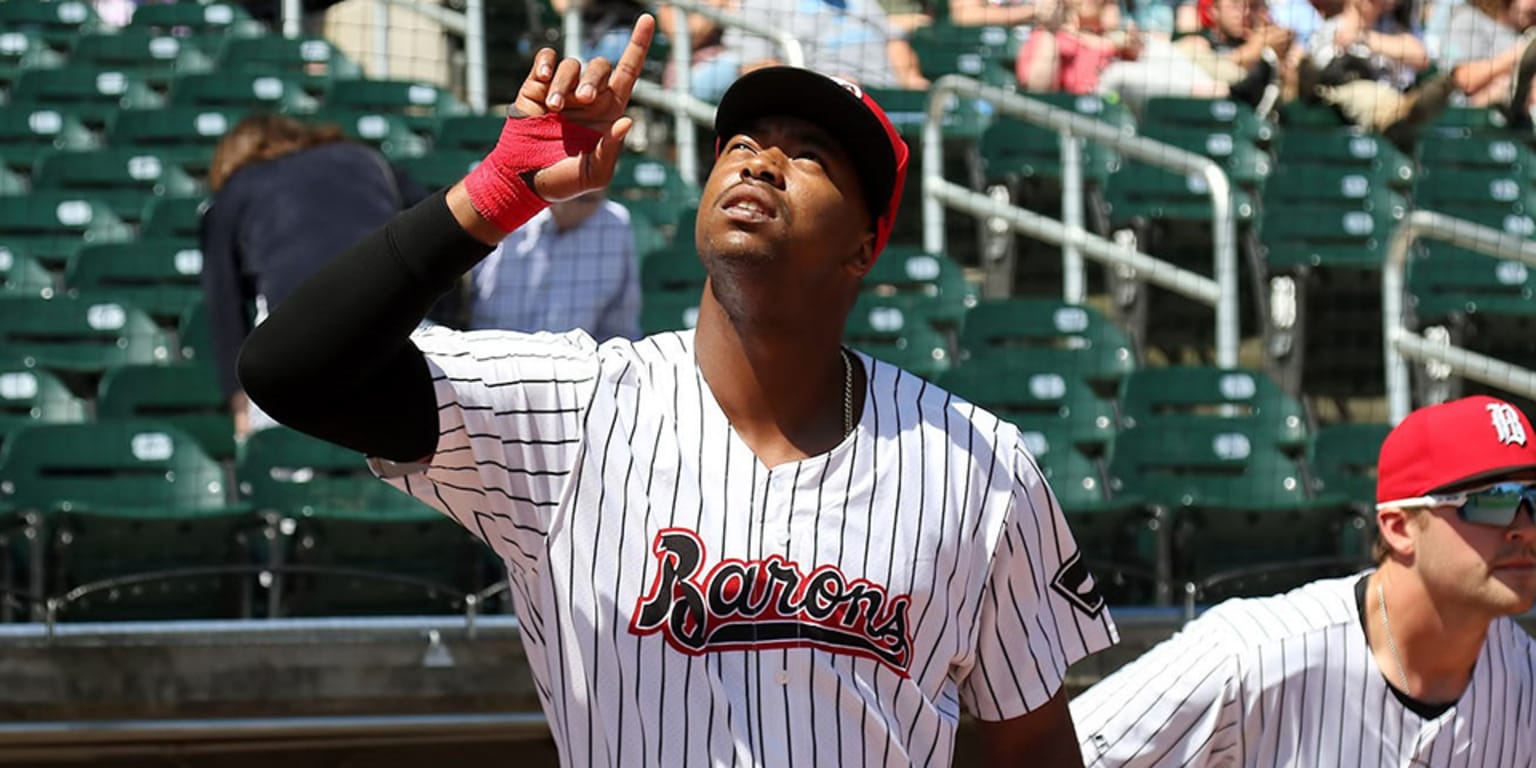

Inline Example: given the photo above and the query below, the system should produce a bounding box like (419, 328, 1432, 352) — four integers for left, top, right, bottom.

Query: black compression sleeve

(237, 190, 494, 461)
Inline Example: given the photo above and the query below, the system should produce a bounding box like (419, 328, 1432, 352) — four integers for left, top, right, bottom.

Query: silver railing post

(372, 0, 390, 79)
(464, 0, 486, 112)
(1060, 131, 1085, 303)
(1382, 210, 1536, 422)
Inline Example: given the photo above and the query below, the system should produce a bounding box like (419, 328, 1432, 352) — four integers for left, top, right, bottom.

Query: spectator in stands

(686, 0, 929, 103)
(468, 189, 641, 342)
(1301, 0, 1536, 147)
(948, 0, 1045, 26)
(1440, 0, 1536, 111)
(655, 0, 734, 102)
(1095, 0, 1284, 112)
(203, 114, 428, 440)
(550, 0, 649, 63)
(1016, 0, 1144, 94)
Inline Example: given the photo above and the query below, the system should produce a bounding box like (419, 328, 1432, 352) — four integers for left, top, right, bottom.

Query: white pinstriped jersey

(372, 327, 1117, 767)
(1071, 573, 1536, 767)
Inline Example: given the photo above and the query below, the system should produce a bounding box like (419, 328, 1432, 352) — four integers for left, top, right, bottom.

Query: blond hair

(208, 114, 346, 192)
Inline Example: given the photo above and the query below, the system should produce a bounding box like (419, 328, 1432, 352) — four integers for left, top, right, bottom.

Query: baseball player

(1070, 395, 1536, 767)
(237, 15, 1116, 766)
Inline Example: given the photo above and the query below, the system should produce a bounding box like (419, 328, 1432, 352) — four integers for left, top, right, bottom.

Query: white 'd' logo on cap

(828, 75, 864, 100)
(1488, 402, 1528, 446)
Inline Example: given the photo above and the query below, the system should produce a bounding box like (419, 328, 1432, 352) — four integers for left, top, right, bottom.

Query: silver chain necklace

(840, 348, 854, 437)
(1378, 578, 1412, 692)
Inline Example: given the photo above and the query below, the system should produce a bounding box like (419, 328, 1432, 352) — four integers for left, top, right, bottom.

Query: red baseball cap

(1377, 396, 1536, 503)
(713, 66, 910, 260)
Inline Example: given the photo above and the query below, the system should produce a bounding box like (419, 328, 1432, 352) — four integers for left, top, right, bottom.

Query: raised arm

(237, 17, 656, 461)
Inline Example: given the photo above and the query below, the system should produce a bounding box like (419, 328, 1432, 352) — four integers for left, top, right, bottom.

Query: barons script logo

(629, 528, 914, 675)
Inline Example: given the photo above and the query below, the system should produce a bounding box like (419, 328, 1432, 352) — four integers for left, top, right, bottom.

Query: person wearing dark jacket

(200, 113, 427, 439)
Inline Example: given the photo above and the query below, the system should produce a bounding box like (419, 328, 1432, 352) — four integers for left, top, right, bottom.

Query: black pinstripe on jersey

(1072, 574, 1536, 767)
(372, 327, 1117, 767)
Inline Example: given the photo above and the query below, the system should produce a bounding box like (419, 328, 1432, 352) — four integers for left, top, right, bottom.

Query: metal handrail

(922, 75, 1240, 368)
(1181, 556, 1371, 623)
(282, 0, 488, 113)
(1382, 209, 1536, 423)
(40, 564, 481, 637)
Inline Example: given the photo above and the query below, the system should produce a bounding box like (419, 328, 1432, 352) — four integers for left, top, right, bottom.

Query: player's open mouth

(719, 185, 779, 223)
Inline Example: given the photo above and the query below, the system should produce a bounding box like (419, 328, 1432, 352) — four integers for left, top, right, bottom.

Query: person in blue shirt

(469, 188, 642, 342)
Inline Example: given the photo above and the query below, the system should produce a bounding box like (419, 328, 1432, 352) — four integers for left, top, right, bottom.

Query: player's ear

(1376, 506, 1419, 561)
(847, 228, 876, 277)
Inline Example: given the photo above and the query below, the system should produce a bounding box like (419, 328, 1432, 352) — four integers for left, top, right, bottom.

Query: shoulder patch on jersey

(1051, 551, 1106, 619)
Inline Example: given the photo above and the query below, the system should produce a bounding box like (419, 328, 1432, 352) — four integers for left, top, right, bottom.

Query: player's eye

(730, 140, 755, 153)
(795, 150, 824, 165)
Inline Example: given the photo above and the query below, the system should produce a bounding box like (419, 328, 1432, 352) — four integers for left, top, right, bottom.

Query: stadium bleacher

(0, 0, 1531, 628)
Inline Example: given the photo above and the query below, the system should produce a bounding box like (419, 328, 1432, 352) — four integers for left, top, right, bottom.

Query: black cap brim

(714, 67, 896, 223)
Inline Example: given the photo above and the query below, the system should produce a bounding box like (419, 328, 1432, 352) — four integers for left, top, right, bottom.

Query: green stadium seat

(861, 247, 976, 326)
(217, 36, 362, 90)
(611, 155, 698, 225)
(69, 30, 217, 85)
(640, 244, 705, 294)
(128, 1, 266, 37)
(845, 295, 952, 379)
(97, 364, 233, 461)
(955, 298, 1137, 388)
(1410, 245, 1536, 323)
(979, 95, 1131, 188)
(324, 79, 469, 133)
(0, 364, 87, 446)
(1107, 422, 1354, 584)
(312, 109, 428, 159)
(0, 420, 256, 620)
(940, 363, 1117, 449)
(142, 196, 208, 239)
(1139, 125, 1271, 186)
(1418, 135, 1536, 179)
(1141, 97, 1275, 144)
(907, 22, 1022, 87)
(177, 299, 215, 364)
(11, 67, 164, 127)
(1310, 422, 1390, 510)
(1018, 427, 1156, 602)
(0, 163, 28, 196)
(640, 290, 701, 335)
(1118, 366, 1309, 449)
(0, 105, 98, 174)
(0, 245, 56, 298)
(0, 295, 174, 373)
(170, 72, 319, 112)
(394, 150, 480, 191)
(106, 106, 246, 176)
(0, 30, 66, 92)
(862, 86, 990, 142)
(0, 193, 133, 267)
(1272, 131, 1413, 189)
(32, 149, 202, 223)
(1261, 170, 1408, 270)
(237, 427, 491, 616)
(0, 0, 103, 47)
(434, 114, 504, 153)
(64, 239, 206, 323)
(1415, 167, 1536, 212)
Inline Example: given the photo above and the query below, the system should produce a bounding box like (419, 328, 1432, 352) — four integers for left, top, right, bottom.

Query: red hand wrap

(463, 113, 604, 233)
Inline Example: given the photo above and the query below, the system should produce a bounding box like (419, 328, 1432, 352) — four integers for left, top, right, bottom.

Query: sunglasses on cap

(1377, 482, 1536, 527)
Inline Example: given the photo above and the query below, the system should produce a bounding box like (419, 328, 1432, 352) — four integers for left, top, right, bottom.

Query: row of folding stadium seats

(0, 418, 499, 623)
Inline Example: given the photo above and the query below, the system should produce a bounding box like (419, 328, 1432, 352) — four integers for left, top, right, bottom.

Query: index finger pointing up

(607, 14, 656, 104)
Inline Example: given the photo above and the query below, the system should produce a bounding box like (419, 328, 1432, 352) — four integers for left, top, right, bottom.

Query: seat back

(97, 364, 233, 461)
(0, 193, 132, 266)
(170, 73, 318, 112)
(128, 1, 265, 37)
(0, 105, 98, 173)
(0, 420, 229, 514)
(0, 295, 172, 373)
(941, 363, 1117, 449)
(0, 365, 87, 445)
(1310, 422, 1390, 508)
(1118, 366, 1308, 448)
(957, 298, 1136, 386)
(33, 149, 202, 222)
(860, 247, 975, 326)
